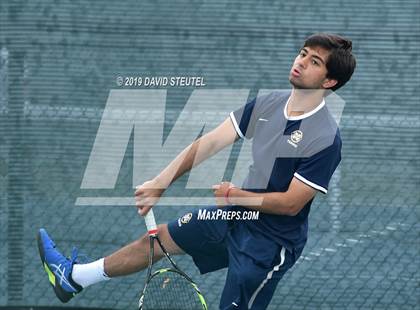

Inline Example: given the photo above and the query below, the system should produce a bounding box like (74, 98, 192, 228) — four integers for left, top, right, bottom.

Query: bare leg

(104, 223, 184, 277)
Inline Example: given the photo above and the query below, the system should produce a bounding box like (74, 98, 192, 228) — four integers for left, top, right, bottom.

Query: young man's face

(289, 45, 335, 90)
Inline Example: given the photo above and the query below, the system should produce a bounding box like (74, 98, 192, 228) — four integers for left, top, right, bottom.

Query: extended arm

(155, 117, 239, 188)
(135, 117, 239, 215)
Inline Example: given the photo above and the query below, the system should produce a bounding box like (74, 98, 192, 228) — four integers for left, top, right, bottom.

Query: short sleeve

(230, 91, 289, 139)
(294, 135, 342, 194)
(231, 92, 280, 139)
(229, 98, 259, 139)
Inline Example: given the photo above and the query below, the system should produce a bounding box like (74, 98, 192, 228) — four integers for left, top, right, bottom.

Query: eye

(299, 51, 306, 57)
(312, 59, 319, 66)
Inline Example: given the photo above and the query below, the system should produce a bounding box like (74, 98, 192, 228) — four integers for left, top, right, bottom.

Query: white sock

(72, 258, 110, 288)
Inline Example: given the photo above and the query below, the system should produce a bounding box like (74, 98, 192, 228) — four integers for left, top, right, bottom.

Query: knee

(130, 235, 148, 260)
(136, 224, 168, 259)
(137, 233, 149, 246)
(157, 223, 167, 235)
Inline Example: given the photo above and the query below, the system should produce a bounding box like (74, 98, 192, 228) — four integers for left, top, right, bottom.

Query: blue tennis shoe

(37, 228, 83, 303)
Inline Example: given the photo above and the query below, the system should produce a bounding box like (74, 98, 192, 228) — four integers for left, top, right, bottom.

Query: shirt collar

(283, 96, 326, 120)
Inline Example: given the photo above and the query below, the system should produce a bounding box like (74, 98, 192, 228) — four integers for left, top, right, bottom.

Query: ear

(322, 78, 338, 89)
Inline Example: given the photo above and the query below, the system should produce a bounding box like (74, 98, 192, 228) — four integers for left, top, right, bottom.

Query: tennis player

(38, 33, 356, 309)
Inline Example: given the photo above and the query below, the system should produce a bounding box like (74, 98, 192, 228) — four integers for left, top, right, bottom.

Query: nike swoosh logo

(258, 118, 268, 121)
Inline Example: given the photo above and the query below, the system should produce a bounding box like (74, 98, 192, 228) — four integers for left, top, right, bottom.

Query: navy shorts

(167, 206, 303, 310)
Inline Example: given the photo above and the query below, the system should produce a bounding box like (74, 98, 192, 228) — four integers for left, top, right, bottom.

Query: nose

(296, 56, 308, 69)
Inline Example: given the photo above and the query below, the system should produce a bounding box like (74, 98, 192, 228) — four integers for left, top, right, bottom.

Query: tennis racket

(138, 209, 207, 310)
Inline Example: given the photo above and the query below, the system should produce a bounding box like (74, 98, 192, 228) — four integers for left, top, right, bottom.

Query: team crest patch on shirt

(291, 130, 303, 143)
(288, 130, 303, 148)
(178, 212, 193, 227)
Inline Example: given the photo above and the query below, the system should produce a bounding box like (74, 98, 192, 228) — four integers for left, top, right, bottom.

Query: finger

(136, 195, 151, 206)
(139, 205, 152, 216)
(138, 207, 145, 216)
(212, 184, 220, 190)
(135, 184, 147, 195)
(135, 192, 148, 199)
(136, 197, 155, 208)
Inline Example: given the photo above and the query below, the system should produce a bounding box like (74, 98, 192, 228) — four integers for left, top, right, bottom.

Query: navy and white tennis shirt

(229, 90, 342, 251)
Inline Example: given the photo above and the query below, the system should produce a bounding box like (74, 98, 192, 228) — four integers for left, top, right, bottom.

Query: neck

(287, 88, 325, 117)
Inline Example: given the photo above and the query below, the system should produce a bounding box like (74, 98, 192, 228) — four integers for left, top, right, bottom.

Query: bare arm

(213, 177, 317, 216)
(153, 117, 239, 188)
(135, 117, 239, 215)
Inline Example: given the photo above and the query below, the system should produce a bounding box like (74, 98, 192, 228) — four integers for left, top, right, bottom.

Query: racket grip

(144, 209, 158, 236)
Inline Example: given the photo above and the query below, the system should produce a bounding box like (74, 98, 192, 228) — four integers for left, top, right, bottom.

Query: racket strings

(142, 270, 204, 309)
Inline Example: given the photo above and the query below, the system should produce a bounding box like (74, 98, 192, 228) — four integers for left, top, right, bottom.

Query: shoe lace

(70, 247, 90, 264)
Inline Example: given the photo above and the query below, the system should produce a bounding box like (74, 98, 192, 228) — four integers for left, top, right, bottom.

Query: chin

(289, 78, 306, 89)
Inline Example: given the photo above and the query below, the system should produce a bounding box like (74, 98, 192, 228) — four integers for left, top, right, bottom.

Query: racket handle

(144, 209, 158, 236)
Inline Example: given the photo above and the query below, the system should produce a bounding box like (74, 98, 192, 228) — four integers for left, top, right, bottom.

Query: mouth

(291, 68, 301, 77)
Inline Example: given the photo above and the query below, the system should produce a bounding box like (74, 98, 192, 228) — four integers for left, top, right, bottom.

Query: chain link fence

(1, 0, 419, 309)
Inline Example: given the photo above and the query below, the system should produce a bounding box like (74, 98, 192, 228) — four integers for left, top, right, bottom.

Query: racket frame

(138, 210, 207, 310)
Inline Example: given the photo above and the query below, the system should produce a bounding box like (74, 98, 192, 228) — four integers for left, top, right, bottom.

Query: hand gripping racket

(138, 209, 207, 310)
